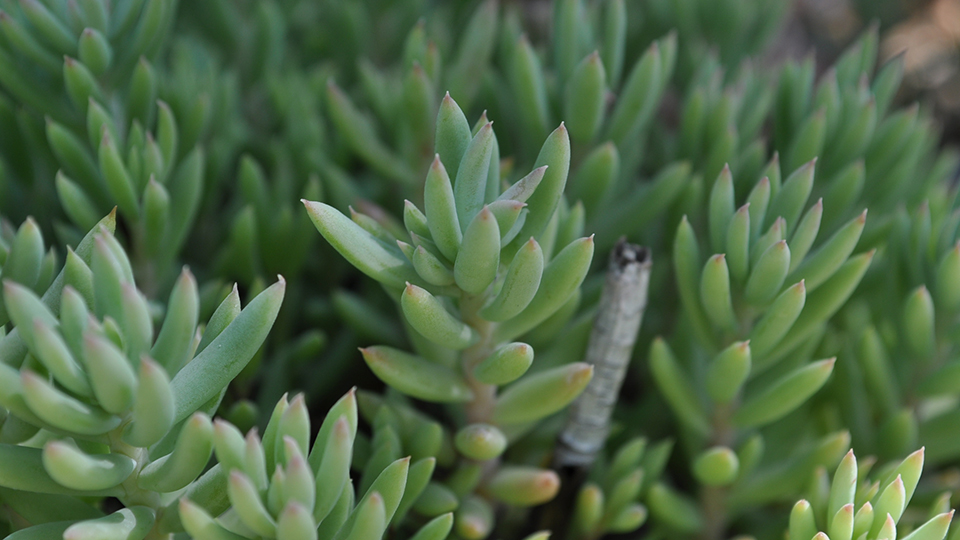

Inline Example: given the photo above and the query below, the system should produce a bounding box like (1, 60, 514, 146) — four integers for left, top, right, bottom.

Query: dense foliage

(0, 1, 957, 540)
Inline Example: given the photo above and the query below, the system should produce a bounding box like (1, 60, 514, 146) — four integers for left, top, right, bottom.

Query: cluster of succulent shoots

(813, 190, 960, 467)
(0, 213, 284, 538)
(641, 157, 874, 535)
(180, 389, 456, 540)
(0, 217, 58, 327)
(304, 93, 605, 537)
(786, 448, 950, 540)
(0, 0, 218, 304)
(566, 436, 670, 540)
(328, 2, 682, 249)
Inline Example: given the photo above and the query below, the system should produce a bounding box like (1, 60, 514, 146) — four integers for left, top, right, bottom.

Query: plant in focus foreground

(305, 92, 602, 538)
(786, 448, 951, 540)
(180, 388, 455, 540)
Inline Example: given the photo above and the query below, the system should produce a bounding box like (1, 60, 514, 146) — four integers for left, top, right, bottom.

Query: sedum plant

(564, 436, 671, 539)
(304, 93, 601, 538)
(0, 216, 58, 327)
(785, 448, 952, 540)
(820, 192, 960, 466)
(180, 389, 455, 540)
(0, 0, 960, 539)
(643, 159, 873, 538)
(296, 5, 960, 539)
(0, 0, 208, 240)
(0, 214, 285, 539)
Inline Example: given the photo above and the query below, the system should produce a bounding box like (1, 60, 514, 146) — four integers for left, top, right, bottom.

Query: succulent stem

(460, 292, 497, 425)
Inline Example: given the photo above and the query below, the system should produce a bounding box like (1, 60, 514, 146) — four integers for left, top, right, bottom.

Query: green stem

(107, 425, 166, 537)
(700, 484, 728, 540)
(460, 292, 503, 487)
(143, 526, 173, 540)
(460, 293, 497, 425)
(132, 231, 160, 300)
(700, 403, 735, 540)
(108, 428, 155, 506)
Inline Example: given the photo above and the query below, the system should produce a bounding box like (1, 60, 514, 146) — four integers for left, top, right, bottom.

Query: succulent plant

(304, 91, 606, 536)
(180, 389, 455, 540)
(0, 0, 956, 539)
(785, 448, 952, 540)
(0, 214, 284, 539)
